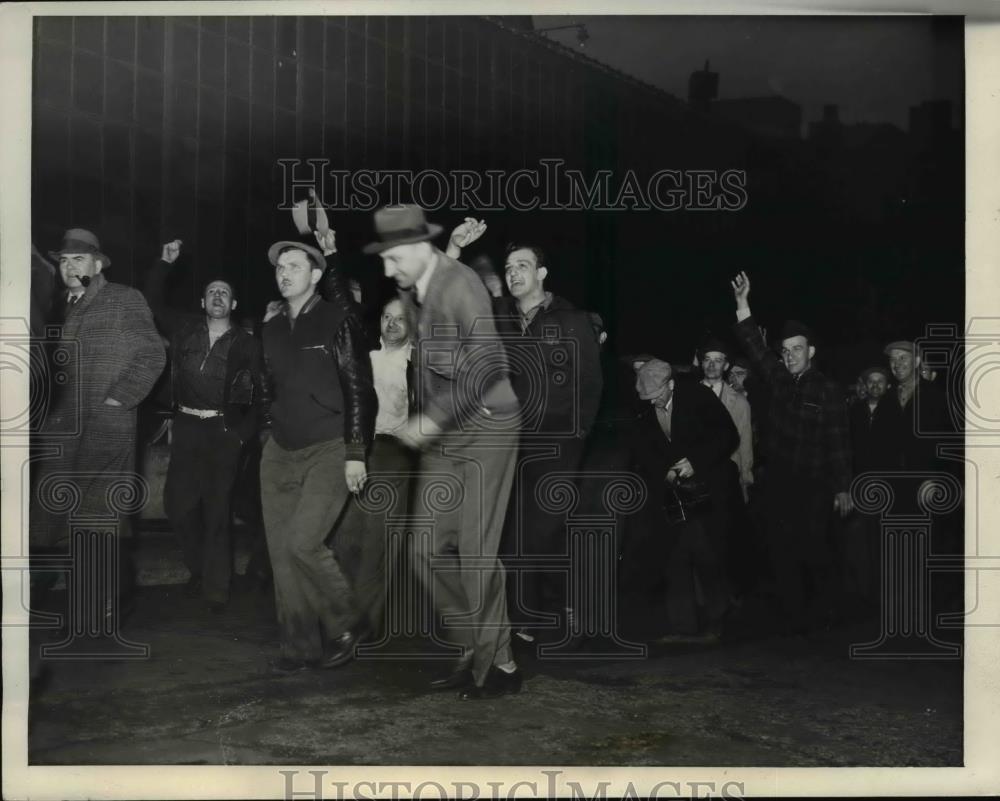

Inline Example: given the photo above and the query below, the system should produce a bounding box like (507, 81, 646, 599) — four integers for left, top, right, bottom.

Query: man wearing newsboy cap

(258, 238, 376, 675)
(366, 205, 523, 700)
(32, 227, 166, 624)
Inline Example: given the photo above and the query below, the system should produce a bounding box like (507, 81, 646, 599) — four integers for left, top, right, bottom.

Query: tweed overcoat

(33, 272, 166, 547)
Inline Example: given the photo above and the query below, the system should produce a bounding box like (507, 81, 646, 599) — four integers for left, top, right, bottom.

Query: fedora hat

(362, 205, 443, 255)
(49, 228, 111, 267)
(267, 240, 327, 271)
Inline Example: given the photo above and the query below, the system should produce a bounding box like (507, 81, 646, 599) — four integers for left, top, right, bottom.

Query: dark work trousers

(763, 469, 835, 632)
(837, 511, 881, 618)
(164, 414, 244, 604)
(502, 434, 588, 628)
(664, 515, 729, 634)
(233, 435, 271, 584)
(331, 434, 416, 637)
(260, 436, 359, 662)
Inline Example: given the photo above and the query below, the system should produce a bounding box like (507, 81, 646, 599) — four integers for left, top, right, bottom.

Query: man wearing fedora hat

(365, 204, 523, 700)
(32, 227, 166, 621)
(730, 271, 853, 634)
(259, 237, 376, 674)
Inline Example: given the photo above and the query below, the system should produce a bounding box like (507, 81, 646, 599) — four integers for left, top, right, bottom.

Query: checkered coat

(733, 315, 852, 494)
(32, 273, 166, 547)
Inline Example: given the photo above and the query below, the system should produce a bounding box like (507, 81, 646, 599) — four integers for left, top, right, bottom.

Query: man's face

(58, 252, 102, 290)
(866, 372, 888, 400)
(701, 350, 729, 381)
(381, 243, 430, 290)
(275, 249, 321, 301)
(201, 281, 236, 319)
(380, 299, 409, 346)
(781, 335, 814, 375)
(888, 349, 916, 384)
(504, 248, 546, 299)
(728, 366, 748, 392)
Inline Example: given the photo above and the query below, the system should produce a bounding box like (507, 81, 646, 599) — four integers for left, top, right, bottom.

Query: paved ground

(27, 584, 962, 767)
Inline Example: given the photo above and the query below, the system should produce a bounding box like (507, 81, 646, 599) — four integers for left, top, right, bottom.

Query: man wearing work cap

(259, 238, 376, 674)
(143, 240, 265, 612)
(882, 340, 951, 476)
(730, 271, 853, 634)
(32, 227, 166, 624)
(849, 366, 895, 476)
(629, 359, 739, 637)
(366, 204, 522, 700)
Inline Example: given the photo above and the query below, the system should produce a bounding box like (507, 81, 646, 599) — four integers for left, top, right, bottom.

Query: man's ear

(310, 267, 323, 286)
(808, 345, 816, 361)
(723, 360, 730, 372)
(94, 258, 105, 274)
(231, 299, 238, 312)
(537, 266, 548, 283)
(200, 298, 206, 311)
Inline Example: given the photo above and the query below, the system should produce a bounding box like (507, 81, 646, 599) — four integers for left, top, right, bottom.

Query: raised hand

(314, 228, 337, 255)
(449, 217, 487, 251)
(730, 271, 751, 308)
(161, 239, 183, 264)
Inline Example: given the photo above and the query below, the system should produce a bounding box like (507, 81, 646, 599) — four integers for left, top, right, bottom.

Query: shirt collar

(414, 252, 439, 304)
(519, 291, 554, 326)
(284, 292, 322, 319)
(378, 338, 413, 358)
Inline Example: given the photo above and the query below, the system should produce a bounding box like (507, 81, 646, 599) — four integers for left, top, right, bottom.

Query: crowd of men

(30, 204, 960, 701)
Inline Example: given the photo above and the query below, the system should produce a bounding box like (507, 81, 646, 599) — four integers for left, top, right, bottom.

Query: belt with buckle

(178, 406, 223, 419)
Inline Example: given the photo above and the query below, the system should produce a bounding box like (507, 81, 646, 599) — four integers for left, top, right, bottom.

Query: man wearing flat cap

(32, 228, 166, 621)
(629, 359, 739, 637)
(730, 271, 853, 634)
(259, 238, 376, 675)
(882, 340, 952, 476)
(366, 204, 522, 700)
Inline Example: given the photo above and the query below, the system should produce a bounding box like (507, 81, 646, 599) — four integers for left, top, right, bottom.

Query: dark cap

(860, 365, 890, 383)
(698, 335, 730, 360)
(780, 319, 815, 344)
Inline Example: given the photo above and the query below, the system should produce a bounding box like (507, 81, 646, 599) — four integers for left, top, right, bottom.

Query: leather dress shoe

(320, 628, 365, 669)
(459, 666, 523, 700)
(429, 661, 473, 691)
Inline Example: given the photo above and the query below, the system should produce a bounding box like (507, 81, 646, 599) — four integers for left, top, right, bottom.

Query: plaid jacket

(733, 316, 852, 493)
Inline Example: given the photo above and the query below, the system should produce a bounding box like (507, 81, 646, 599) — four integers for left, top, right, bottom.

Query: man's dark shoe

(429, 660, 473, 691)
(459, 665, 523, 700)
(268, 657, 311, 676)
(320, 629, 363, 669)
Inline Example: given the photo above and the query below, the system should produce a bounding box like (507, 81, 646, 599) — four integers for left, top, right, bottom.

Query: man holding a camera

(630, 358, 739, 639)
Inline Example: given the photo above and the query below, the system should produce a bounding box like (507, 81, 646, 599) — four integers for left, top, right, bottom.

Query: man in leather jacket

(259, 239, 376, 675)
(144, 240, 264, 612)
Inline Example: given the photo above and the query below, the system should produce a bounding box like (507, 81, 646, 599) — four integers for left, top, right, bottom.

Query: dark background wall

(31, 15, 964, 381)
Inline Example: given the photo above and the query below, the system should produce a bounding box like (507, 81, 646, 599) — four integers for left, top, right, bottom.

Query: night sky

(533, 15, 964, 131)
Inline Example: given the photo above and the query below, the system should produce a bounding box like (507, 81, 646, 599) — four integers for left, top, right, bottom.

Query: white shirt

(414, 252, 439, 304)
(370, 340, 412, 435)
